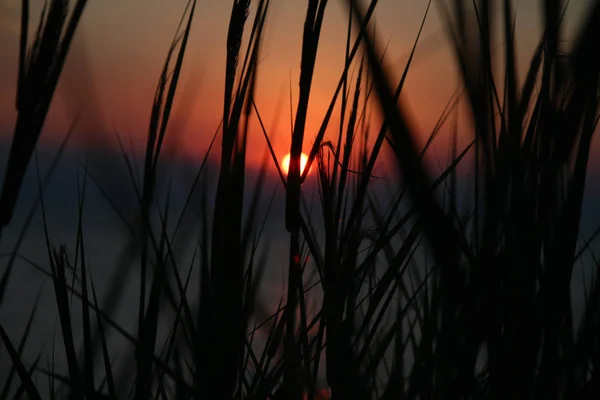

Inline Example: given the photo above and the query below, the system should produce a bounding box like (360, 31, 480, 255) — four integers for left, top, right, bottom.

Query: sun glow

(281, 152, 310, 176)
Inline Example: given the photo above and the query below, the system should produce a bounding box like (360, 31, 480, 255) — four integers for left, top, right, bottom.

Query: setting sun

(281, 152, 310, 176)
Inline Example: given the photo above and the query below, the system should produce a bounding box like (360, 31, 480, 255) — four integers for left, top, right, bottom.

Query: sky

(0, 0, 597, 169)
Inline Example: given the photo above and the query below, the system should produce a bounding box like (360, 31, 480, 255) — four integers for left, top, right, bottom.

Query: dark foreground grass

(1, 0, 600, 399)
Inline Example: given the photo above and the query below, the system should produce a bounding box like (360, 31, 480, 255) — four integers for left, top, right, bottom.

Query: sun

(281, 152, 310, 176)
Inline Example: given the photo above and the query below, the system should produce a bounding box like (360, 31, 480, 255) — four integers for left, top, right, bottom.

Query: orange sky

(0, 0, 597, 170)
